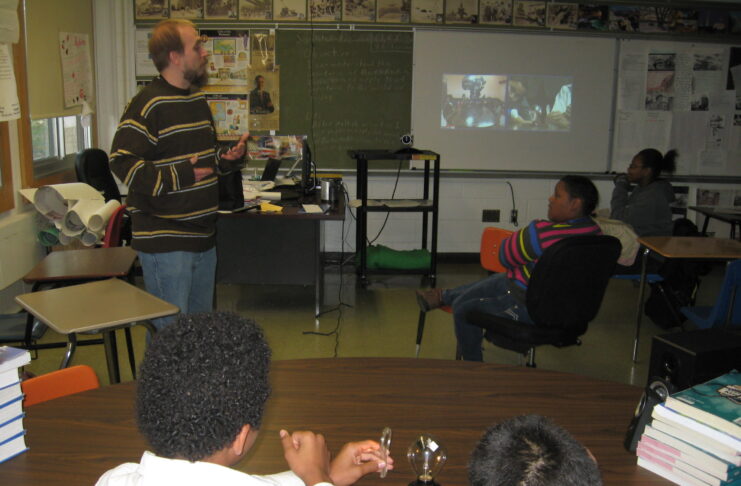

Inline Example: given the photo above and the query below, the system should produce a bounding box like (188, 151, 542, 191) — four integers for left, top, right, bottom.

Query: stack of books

(636, 371, 741, 486)
(0, 346, 31, 464)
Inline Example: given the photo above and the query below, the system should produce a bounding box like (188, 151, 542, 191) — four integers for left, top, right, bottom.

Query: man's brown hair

(148, 19, 196, 72)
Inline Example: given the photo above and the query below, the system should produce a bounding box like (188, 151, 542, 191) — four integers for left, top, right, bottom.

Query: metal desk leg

(632, 248, 650, 363)
(102, 330, 121, 384)
(60, 333, 78, 369)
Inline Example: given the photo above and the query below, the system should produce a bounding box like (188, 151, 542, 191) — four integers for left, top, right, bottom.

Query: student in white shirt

(96, 312, 392, 486)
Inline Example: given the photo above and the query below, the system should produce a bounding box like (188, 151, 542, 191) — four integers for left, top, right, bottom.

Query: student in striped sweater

(110, 19, 248, 330)
(416, 175, 602, 361)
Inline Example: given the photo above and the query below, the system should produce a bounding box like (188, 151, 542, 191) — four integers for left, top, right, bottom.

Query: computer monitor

(301, 137, 316, 196)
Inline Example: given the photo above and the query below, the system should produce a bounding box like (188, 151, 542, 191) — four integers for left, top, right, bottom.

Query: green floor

(20, 261, 726, 388)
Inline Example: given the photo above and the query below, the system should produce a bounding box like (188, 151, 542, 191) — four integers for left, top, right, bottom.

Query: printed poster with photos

(546, 2, 577, 30)
(201, 30, 250, 90)
(206, 93, 249, 141)
(135, 0, 169, 20)
(249, 68, 280, 131)
(205, 0, 238, 19)
(240, 0, 272, 20)
(411, 0, 443, 23)
(274, 0, 307, 21)
(445, 0, 477, 24)
(310, 0, 342, 22)
(251, 31, 276, 70)
(480, 0, 512, 25)
(377, 0, 409, 23)
(59, 32, 94, 108)
(344, 0, 376, 22)
(170, 0, 203, 18)
(513, 1, 545, 27)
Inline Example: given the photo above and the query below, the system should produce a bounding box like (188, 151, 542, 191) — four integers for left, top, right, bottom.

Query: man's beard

(185, 66, 208, 89)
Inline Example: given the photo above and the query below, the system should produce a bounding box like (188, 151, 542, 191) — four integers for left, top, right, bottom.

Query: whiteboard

(412, 31, 616, 173)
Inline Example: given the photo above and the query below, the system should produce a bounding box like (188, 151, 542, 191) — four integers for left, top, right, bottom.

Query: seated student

(468, 415, 603, 486)
(415, 175, 601, 361)
(610, 148, 677, 238)
(96, 312, 392, 486)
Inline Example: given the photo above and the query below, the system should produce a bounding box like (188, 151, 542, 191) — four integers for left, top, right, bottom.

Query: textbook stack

(636, 371, 741, 486)
(0, 346, 31, 464)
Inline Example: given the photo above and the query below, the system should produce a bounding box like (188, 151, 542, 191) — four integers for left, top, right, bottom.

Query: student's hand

(613, 173, 630, 186)
(280, 429, 332, 486)
(329, 440, 394, 486)
(221, 132, 250, 160)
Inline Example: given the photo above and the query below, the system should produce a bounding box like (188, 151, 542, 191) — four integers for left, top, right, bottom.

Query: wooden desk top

(23, 247, 137, 283)
(1, 358, 669, 485)
(15, 278, 178, 334)
(638, 236, 741, 259)
(218, 191, 345, 221)
(689, 206, 741, 222)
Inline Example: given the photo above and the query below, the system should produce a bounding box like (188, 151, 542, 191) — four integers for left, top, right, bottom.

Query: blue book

(665, 371, 741, 440)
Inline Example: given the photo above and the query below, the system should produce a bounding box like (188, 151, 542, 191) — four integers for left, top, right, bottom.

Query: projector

(400, 134, 414, 146)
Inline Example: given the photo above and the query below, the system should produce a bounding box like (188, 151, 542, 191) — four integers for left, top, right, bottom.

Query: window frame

(0, 121, 13, 213)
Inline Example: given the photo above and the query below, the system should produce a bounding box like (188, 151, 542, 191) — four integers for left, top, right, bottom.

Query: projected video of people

(441, 74, 573, 131)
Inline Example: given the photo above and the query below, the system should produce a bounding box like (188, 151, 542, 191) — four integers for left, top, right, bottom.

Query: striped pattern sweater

(499, 217, 602, 289)
(110, 77, 235, 253)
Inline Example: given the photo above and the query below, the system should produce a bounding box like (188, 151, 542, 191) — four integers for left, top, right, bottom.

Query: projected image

(441, 74, 572, 131)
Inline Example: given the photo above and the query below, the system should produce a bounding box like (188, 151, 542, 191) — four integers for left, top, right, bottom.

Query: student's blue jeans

(137, 247, 216, 331)
(443, 273, 532, 361)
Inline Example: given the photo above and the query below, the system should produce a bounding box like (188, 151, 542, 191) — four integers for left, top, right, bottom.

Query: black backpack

(643, 218, 705, 330)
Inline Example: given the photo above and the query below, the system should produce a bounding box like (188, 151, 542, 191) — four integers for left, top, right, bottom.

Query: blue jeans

(443, 273, 532, 361)
(137, 247, 217, 331)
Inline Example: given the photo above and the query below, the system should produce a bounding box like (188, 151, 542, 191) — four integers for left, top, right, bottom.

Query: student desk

(1, 358, 670, 485)
(689, 205, 741, 240)
(15, 278, 178, 384)
(216, 194, 345, 317)
(632, 236, 741, 362)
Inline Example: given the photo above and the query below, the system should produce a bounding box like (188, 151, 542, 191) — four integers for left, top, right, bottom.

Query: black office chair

(466, 235, 621, 367)
(75, 149, 122, 203)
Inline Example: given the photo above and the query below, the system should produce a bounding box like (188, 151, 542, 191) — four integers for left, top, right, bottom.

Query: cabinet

(349, 149, 440, 284)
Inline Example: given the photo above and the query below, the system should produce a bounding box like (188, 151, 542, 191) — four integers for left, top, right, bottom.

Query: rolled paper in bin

(37, 227, 60, 246)
(80, 229, 102, 247)
(88, 200, 121, 232)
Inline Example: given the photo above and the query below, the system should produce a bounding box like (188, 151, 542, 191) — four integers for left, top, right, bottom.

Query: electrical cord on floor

(368, 160, 403, 246)
(303, 191, 352, 358)
(506, 181, 519, 227)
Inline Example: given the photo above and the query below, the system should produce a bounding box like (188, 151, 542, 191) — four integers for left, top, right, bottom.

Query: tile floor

(20, 261, 727, 389)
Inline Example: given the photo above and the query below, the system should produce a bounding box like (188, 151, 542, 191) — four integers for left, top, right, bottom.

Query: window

(30, 115, 91, 179)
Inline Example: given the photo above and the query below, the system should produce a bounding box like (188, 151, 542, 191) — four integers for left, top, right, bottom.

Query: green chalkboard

(275, 30, 413, 170)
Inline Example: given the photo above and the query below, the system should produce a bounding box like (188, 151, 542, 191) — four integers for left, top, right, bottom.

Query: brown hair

(148, 19, 196, 73)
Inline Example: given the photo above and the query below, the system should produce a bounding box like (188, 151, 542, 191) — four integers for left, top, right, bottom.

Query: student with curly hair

(468, 415, 602, 486)
(96, 312, 392, 485)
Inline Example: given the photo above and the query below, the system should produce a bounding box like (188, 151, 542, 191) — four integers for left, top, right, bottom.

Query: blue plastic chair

(680, 259, 741, 329)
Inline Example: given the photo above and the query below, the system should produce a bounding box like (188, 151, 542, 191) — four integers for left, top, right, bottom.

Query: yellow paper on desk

(260, 202, 283, 212)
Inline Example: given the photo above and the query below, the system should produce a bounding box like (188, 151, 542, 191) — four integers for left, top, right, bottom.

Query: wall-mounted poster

(513, 1, 544, 27)
(310, 0, 341, 21)
(201, 30, 250, 90)
(608, 5, 639, 32)
(170, 0, 202, 18)
(249, 68, 279, 131)
(445, 0, 477, 24)
(546, 2, 576, 30)
(377, 0, 409, 23)
(135, 0, 170, 20)
(240, 0, 272, 20)
(205, 0, 238, 19)
(274, 0, 307, 20)
(344, 0, 376, 22)
(251, 31, 276, 71)
(480, 0, 512, 25)
(411, 0, 443, 23)
(59, 32, 94, 109)
(577, 4, 608, 31)
(206, 93, 249, 141)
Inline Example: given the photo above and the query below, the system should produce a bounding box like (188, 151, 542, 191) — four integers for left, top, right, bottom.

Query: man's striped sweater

(110, 76, 235, 253)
